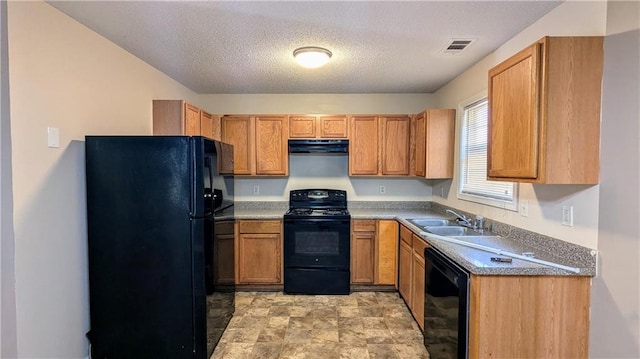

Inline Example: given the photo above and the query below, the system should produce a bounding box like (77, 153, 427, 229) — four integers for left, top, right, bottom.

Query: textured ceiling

(48, 1, 563, 94)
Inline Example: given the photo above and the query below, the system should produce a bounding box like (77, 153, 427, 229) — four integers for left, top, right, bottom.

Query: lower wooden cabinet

(469, 275, 591, 358)
(398, 224, 429, 330)
(398, 229, 413, 306)
(411, 234, 428, 329)
(213, 220, 235, 285)
(236, 220, 282, 284)
(400, 223, 591, 355)
(375, 220, 398, 285)
(351, 219, 399, 285)
(351, 220, 376, 283)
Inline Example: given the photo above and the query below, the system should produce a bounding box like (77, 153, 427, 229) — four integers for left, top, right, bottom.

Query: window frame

(457, 92, 518, 211)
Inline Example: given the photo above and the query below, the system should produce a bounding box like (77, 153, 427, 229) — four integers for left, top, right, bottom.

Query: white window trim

(457, 92, 518, 211)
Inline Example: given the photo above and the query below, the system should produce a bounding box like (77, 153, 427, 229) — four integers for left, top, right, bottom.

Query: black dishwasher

(424, 247, 470, 359)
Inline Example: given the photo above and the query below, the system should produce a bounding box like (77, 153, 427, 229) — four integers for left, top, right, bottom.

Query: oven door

(284, 217, 350, 269)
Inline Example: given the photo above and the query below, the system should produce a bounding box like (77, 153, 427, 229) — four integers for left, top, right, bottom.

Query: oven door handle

(284, 218, 351, 225)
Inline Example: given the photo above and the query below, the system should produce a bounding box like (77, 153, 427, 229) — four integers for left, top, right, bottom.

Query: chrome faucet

(446, 209, 473, 227)
(446, 209, 485, 232)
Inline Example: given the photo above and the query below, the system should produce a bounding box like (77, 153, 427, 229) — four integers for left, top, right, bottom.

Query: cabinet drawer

(412, 234, 429, 260)
(352, 220, 376, 232)
(400, 225, 412, 246)
(239, 220, 281, 234)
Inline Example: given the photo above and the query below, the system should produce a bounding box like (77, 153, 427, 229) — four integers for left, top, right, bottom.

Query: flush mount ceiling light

(293, 46, 332, 68)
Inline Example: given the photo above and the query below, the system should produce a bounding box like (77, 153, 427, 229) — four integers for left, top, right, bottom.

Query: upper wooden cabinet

(221, 115, 288, 176)
(152, 100, 221, 140)
(221, 116, 252, 175)
(349, 116, 379, 175)
(255, 116, 289, 175)
(289, 115, 348, 139)
(413, 109, 455, 179)
(380, 116, 411, 176)
(487, 36, 603, 184)
(349, 115, 411, 176)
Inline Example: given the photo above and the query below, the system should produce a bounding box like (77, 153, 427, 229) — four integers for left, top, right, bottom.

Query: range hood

(288, 139, 349, 154)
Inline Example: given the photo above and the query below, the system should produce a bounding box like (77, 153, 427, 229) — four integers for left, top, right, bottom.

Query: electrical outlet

(379, 185, 385, 195)
(562, 205, 574, 226)
(253, 185, 260, 195)
(519, 200, 529, 217)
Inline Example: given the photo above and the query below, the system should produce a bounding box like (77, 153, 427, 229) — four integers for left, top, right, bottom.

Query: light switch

(562, 205, 574, 226)
(47, 127, 60, 148)
(519, 200, 529, 217)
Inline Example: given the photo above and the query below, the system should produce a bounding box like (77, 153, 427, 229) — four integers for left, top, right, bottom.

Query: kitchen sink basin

(424, 226, 483, 236)
(408, 218, 453, 227)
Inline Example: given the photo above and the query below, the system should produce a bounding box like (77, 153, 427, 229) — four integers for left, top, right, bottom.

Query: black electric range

(283, 189, 351, 295)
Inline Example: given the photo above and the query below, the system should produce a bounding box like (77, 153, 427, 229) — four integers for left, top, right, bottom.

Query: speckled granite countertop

(233, 201, 288, 219)
(231, 201, 597, 277)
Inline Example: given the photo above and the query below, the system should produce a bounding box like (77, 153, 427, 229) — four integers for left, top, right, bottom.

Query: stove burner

(323, 209, 347, 215)
(289, 208, 314, 215)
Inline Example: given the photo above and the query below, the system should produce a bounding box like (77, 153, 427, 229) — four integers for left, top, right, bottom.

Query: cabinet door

(289, 116, 316, 138)
(255, 116, 288, 175)
(200, 111, 214, 139)
(414, 112, 427, 177)
(221, 116, 252, 175)
(488, 43, 541, 179)
(237, 233, 282, 284)
(201, 112, 221, 141)
(319, 116, 348, 138)
(425, 109, 455, 178)
(375, 220, 398, 285)
(412, 250, 426, 330)
(398, 238, 413, 307)
(214, 225, 235, 286)
(351, 230, 375, 284)
(184, 103, 202, 136)
(349, 116, 379, 175)
(380, 116, 411, 175)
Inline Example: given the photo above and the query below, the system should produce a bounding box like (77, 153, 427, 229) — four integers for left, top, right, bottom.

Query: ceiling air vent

(441, 38, 476, 55)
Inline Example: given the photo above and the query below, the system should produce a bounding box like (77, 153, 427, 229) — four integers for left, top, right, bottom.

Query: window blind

(460, 99, 515, 202)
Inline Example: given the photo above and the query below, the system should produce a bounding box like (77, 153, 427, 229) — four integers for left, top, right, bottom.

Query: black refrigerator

(85, 136, 235, 359)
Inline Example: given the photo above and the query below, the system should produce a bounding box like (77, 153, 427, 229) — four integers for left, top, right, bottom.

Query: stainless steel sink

(424, 226, 483, 236)
(408, 218, 453, 227)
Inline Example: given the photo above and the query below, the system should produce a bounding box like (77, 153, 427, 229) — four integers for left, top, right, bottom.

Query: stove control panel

(289, 189, 347, 209)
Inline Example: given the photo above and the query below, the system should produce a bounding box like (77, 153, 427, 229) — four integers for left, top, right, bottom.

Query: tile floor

(211, 291, 430, 359)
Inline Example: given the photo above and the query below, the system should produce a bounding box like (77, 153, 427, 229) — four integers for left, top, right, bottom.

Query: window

(458, 97, 517, 210)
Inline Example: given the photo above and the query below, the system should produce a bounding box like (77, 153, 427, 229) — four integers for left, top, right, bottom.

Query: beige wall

(6, 2, 197, 357)
(590, 1, 640, 357)
(1, 0, 18, 357)
(431, 1, 607, 249)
